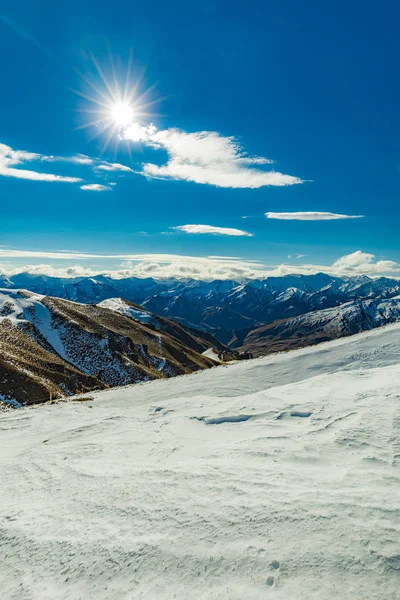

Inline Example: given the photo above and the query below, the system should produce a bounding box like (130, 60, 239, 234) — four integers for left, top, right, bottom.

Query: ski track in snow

(1, 324, 400, 599)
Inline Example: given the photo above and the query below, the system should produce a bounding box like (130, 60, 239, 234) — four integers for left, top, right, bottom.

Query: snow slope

(98, 297, 156, 325)
(1, 324, 400, 599)
(202, 347, 223, 362)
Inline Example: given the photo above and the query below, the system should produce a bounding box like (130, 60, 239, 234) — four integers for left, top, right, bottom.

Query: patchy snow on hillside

(0, 288, 68, 360)
(98, 297, 157, 325)
(1, 324, 400, 599)
(0, 288, 44, 324)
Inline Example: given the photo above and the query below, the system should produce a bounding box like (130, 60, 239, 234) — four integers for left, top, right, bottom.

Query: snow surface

(202, 347, 223, 362)
(1, 324, 400, 599)
(98, 297, 156, 325)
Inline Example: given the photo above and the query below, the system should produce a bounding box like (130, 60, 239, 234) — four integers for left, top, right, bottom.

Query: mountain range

(2, 271, 400, 345)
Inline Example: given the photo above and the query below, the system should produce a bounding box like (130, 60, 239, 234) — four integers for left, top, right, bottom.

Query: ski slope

(1, 324, 400, 599)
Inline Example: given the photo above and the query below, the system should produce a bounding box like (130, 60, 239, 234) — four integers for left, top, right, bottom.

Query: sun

(73, 50, 161, 154)
(111, 102, 134, 127)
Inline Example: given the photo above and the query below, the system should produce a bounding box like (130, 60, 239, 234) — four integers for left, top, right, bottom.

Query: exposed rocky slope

(0, 290, 225, 406)
(237, 296, 400, 355)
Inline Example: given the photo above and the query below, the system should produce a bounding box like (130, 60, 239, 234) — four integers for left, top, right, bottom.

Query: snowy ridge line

(237, 295, 400, 355)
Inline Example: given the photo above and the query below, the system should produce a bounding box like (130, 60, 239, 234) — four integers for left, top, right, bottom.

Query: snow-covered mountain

(1, 323, 400, 599)
(237, 296, 400, 355)
(2, 272, 400, 342)
(0, 289, 227, 406)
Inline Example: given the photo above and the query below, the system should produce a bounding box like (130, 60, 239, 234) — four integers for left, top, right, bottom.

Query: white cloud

(2, 256, 264, 281)
(70, 155, 94, 165)
(173, 224, 252, 237)
(2, 122, 296, 191)
(80, 183, 112, 192)
(115, 257, 263, 280)
(123, 123, 157, 143)
(0, 143, 82, 183)
(266, 211, 364, 220)
(123, 124, 303, 189)
(3, 264, 99, 278)
(288, 253, 306, 259)
(43, 154, 94, 166)
(0, 142, 133, 185)
(42, 154, 132, 174)
(0, 250, 96, 260)
(1, 250, 398, 280)
(95, 162, 134, 173)
(332, 251, 398, 275)
(208, 256, 243, 260)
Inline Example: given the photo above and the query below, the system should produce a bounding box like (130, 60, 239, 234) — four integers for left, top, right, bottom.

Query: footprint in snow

(290, 410, 312, 418)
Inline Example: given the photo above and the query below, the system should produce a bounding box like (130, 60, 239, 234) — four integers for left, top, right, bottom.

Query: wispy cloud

(173, 224, 253, 236)
(80, 183, 112, 192)
(1, 250, 398, 280)
(288, 253, 306, 259)
(0, 142, 133, 187)
(42, 154, 94, 166)
(123, 124, 303, 189)
(0, 143, 82, 183)
(40, 153, 133, 174)
(0, 249, 97, 260)
(96, 162, 133, 173)
(266, 211, 364, 220)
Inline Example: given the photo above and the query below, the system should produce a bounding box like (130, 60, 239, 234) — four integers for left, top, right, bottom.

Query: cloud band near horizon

(0, 249, 398, 280)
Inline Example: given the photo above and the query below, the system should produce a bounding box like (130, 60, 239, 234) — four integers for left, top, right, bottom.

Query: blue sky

(0, 0, 399, 280)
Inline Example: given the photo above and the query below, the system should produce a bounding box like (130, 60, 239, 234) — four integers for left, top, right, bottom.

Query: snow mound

(1, 323, 400, 599)
(98, 297, 157, 325)
(201, 347, 223, 362)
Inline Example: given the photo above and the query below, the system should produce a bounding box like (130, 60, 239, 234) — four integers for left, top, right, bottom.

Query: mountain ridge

(236, 296, 400, 355)
(0, 289, 229, 406)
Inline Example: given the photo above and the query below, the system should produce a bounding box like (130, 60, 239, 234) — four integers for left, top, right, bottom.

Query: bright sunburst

(111, 102, 134, 126)
(73, 50, 161, 155)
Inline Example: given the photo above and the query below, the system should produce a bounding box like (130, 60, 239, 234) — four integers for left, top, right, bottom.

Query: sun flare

(111, 102, 134, 126)
(73, 50, 160, 154)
